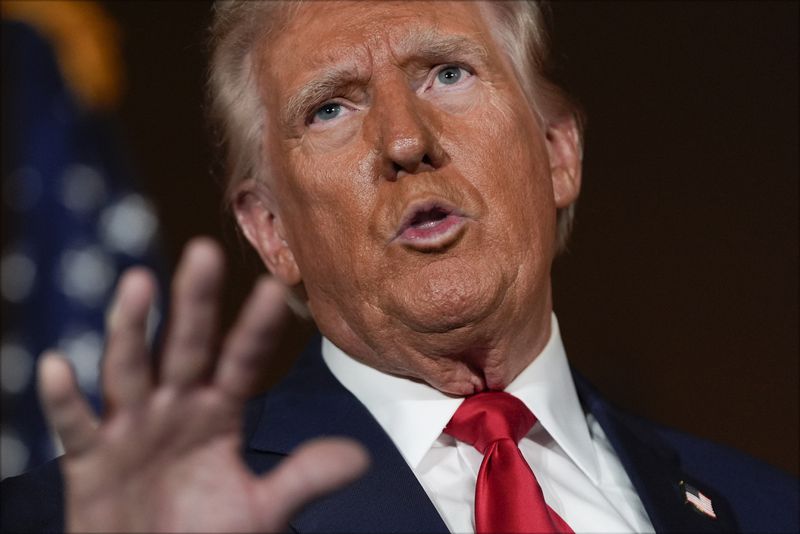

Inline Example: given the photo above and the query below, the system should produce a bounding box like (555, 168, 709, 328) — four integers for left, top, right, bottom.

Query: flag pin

(680, 481, 717, 519)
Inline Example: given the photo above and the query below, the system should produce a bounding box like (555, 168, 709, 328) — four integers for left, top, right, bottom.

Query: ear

(232, 180, 302, 286)
(545, 116, 582, 208)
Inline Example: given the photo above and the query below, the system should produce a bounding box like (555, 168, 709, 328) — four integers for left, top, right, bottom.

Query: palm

(39, 239, 367, 533)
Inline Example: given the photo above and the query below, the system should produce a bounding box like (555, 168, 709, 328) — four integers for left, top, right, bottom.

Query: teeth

(416, 219, 440, 229)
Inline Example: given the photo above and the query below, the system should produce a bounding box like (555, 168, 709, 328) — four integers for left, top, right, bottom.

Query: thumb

(254, 437, 369, 530)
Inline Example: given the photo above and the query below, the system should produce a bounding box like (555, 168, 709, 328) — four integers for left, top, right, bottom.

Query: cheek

(279, 147, 376, 279)
(452, 94, 555, 234)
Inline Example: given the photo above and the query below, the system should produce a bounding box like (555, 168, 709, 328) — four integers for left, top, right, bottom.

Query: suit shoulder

(652, 423, 795, 485)
(576, 373, 798, 533)
(1, 459, 65, 533)
(647, 419, 798, 533)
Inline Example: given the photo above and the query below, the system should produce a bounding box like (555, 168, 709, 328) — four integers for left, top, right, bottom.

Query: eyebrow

(283, 64, 363, 127)
(281, 30, 490, 127)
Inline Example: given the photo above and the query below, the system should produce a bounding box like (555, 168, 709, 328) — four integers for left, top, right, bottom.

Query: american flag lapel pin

(680, 481, 717, 519)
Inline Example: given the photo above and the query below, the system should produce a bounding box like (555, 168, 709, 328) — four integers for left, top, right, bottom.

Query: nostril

(392, 154, 432, 177)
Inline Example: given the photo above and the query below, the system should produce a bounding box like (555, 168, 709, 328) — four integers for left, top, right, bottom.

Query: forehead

(259, 1, 497, 88)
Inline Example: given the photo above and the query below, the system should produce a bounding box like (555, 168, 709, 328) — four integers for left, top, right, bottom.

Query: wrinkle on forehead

(277, 22, 492, 129)
(271, 2, 492, 126)
(392, 25, 490, 63)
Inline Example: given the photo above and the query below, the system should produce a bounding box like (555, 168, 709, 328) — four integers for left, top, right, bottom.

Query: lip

(390, 199, 469, 251)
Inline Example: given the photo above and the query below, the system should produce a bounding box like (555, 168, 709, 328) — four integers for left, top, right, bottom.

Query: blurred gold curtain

(2, 0, 123, 110)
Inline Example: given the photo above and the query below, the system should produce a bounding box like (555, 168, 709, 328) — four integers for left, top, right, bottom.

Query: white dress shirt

(322, 314, 655, 533)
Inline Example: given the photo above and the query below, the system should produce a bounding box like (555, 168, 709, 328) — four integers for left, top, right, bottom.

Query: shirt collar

(321, 313, 600, 484)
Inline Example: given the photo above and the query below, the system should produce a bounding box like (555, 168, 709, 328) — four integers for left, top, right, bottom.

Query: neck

(316, 290, 554, 396)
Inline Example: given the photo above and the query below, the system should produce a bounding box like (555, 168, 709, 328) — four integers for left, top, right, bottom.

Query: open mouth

(408, 206, 451, 229)
(392, 200, 468, 251)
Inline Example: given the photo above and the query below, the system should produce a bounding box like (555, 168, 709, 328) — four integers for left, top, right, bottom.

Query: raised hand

(38, 238, 368, 533)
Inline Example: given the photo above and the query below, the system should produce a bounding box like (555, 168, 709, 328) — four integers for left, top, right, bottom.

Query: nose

(370, 87, 448, 180)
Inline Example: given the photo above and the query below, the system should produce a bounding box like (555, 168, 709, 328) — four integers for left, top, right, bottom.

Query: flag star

(60, 163, 108, 213)
(0, 429, 30, 479)
(99, 194, 158, 256)
(58, 245, 115, 306)
(0, 342, 35, 394)
(1, 251, 37, 303)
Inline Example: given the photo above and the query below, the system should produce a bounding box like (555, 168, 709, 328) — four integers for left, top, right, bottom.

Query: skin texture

(37, 2, 580, 531)
(40, 239, 368, 532)
(236, 1, 581, 395)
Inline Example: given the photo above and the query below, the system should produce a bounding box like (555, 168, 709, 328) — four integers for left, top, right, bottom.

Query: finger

(38, 352, 100, 457)
(102, 268, 156, 411)
(255, 438, 369, 530)
(215, 276, 291, 399)
(161, 238, 225, 388)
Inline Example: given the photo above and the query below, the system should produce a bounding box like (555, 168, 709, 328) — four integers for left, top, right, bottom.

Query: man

(2, 1, 797, 533)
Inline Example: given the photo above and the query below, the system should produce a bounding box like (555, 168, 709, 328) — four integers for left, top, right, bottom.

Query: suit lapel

(245, 338, 741, 533)
(245, 335, 449, 533)
(573, 372, 738, 533)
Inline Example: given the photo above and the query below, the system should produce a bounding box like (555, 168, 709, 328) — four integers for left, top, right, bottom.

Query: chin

(381, 256, 507, 334)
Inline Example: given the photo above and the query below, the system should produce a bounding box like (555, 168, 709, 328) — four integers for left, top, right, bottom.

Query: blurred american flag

(1, 2, 166, 479)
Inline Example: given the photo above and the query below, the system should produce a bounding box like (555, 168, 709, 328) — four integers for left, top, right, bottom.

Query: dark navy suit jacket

(2, 336, 798, 532)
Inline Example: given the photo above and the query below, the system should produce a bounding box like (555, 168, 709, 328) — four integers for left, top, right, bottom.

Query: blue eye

(314, 103, 342, 122)
(437, 66, 462, 85)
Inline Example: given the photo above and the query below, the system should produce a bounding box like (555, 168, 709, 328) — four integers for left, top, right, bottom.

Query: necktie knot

(444, 391, 536, 454)
(443, 390, 574, 533)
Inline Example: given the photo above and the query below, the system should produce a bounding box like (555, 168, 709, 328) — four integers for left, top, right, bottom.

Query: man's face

(241, 1, 580, 394)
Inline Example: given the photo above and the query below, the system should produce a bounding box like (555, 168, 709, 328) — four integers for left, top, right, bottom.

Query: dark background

(101, 1, 798, 476)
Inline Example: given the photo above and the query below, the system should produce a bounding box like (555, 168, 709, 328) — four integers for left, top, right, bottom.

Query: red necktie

(444, 391, 574, 534)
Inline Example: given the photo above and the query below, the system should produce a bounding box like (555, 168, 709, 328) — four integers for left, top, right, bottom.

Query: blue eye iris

(437, 67, 462, 85)
(314, 103, 342, 122)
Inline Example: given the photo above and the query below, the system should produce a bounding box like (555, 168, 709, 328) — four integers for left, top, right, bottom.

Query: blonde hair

(208, 0, 584, 252)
